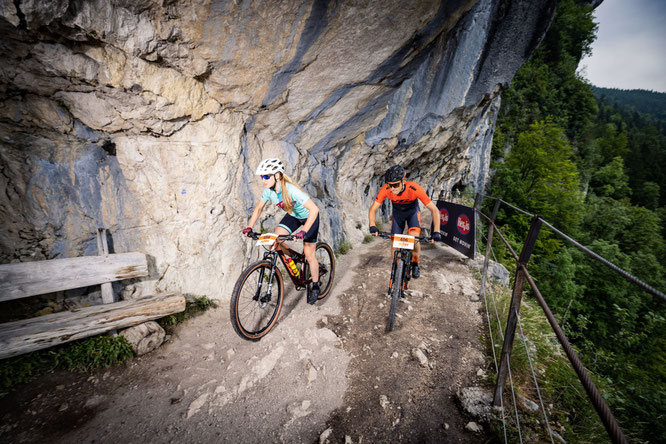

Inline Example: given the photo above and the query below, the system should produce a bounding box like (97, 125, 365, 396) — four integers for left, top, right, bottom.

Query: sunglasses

(388, 181, 402, 188)
(260, 174, 273, 180)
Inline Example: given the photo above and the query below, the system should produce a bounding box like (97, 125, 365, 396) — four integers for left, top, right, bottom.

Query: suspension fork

(388, 249, 401, 294)
(256, 251, 279, 301)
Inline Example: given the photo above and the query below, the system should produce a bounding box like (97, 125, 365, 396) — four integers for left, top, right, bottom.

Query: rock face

(0, 0, 556, 302)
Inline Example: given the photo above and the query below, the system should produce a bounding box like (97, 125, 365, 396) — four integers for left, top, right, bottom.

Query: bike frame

(388, 248, 412, 296)
(267, 242, 311, 289)
(380, 232, 429, 297)
(250, 234, 312, 304)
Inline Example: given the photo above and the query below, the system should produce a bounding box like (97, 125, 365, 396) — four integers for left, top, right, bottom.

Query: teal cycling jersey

(261, 183, 310, 219)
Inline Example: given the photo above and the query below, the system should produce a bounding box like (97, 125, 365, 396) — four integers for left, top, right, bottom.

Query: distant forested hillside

(591, 86, 666, 122)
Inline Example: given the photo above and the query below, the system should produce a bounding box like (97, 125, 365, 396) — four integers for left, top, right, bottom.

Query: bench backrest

(0, 252, 149, 303)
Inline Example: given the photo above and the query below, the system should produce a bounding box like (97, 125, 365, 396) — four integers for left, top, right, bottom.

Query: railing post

(493, 215, 543, 406)
(480, 199, 501, 300)
(473, 193, 483, 259)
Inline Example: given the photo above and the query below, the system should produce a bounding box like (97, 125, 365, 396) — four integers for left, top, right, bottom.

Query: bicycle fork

(387, 250, 412, 297)
(255, 252, 278, 305)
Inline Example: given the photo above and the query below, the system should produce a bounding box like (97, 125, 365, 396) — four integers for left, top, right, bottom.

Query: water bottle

(286, 257, 299, 277)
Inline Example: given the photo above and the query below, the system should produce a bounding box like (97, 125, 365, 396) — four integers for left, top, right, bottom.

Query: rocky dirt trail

(0, 239, 492, 443)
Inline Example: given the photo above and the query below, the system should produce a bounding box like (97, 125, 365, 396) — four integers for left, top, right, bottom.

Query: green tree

(590, 156, 631, 199)
(493, 120, 583, 230)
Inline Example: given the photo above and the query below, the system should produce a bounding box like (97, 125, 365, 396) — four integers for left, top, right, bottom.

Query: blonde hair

(277, 172, 305, 213)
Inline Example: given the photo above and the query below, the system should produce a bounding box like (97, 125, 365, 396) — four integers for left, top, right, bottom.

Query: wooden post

(493, 215, 542, 406)
(96, 228, 115, 304)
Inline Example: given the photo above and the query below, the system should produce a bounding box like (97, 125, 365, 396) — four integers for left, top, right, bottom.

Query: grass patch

(362, 235, 375, 244)
(0, 335, 133, 396)
(334, 238, 353, 256)
(157, 295, 217, 331)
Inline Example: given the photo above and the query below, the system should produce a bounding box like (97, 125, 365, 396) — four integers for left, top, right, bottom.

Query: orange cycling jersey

(375, 181, 432, 212)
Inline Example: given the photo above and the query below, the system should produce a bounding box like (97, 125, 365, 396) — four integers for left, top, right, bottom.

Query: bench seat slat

(0, 293, 185, 359)
(0, 253, 149, 302)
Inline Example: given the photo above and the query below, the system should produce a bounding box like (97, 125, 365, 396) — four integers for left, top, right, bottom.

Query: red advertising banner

(432, 200, 476, 259)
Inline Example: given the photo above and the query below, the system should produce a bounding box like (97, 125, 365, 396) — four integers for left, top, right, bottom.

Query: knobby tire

(388, 259, 404, 332)
(230, 260, 284, 341)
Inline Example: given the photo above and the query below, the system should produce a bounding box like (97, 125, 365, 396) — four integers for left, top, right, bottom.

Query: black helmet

(384, 165, 405, 183)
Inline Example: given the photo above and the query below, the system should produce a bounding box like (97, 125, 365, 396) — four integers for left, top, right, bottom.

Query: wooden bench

(0, 229, 185, 360)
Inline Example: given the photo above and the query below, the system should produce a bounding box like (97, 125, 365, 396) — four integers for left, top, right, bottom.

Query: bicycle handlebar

(375, 231, 432, 242)
(246, 231, 300, 242)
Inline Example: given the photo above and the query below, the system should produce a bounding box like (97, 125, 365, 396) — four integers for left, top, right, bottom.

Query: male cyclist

(368, 165, 441, 278)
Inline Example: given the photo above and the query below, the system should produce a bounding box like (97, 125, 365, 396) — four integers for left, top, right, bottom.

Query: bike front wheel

(230, 260, 284, 341)
(388, 259, 404, 332)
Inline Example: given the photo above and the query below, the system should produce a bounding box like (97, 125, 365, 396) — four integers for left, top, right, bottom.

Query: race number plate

(392, 234, 415, 250)
(257, 233, 279, 247)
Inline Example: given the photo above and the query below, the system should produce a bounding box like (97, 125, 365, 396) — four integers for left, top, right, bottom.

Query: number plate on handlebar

(392, 234, 415, 250)
(256, 233, 279, 247)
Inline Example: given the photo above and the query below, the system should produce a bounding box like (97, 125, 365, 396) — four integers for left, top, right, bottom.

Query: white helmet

(255, 158, 285, 175)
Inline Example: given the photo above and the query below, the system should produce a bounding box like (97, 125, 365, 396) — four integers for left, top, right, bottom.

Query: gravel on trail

(0, 239, 491, 443)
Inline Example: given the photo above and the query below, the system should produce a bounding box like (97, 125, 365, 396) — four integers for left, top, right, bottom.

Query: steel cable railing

(479, 222, 510, 443)
(520, 264, 628, 444)
(480, 265, 509, 443)
(473, 193, 639, 444)
(481, 226, 523, 443)
(483, 222, 555, 443)
(540, 220, 666, 303)
(515, 306, 555, 444)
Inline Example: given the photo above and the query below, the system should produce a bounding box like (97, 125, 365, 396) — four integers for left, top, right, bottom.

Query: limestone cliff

(0, 0, 555, 302)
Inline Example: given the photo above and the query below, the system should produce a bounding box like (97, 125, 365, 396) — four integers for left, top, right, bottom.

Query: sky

(580, 0, 666, 92)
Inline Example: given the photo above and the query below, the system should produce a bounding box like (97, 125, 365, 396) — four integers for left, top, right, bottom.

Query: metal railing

(473, 193, 665, 444)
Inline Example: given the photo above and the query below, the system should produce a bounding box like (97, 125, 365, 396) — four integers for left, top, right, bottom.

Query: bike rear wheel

(388, 259, 404, 332)
(314, 242, 335, 299)
(230, 260, 284, 341)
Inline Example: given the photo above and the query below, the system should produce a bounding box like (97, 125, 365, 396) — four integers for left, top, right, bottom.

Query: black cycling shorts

(391, 208, 421, 235)
(278, 214, 319, 243)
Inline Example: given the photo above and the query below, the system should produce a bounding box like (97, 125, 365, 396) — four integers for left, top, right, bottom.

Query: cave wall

(0, 0, 555, 302)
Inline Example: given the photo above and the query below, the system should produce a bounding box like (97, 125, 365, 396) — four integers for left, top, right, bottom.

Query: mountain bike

(376, 231, 431, 332)
(230, 231, 335, 341)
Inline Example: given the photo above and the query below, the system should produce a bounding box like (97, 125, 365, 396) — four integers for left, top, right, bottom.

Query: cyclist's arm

(246, 200, 267, 230)
(368, 200, 382, 231)
(301, 199, 319, 232)
(425, 200, 440, 233)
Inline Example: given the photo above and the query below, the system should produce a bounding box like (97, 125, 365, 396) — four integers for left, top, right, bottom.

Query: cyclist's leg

(407, 210, 422, 260)
(275, 226, 289, 235)
(407, 210, 421, 278)
(390, 211, 408, 258)
(275, 214, 299, 251)
(301, 215, 320, 283)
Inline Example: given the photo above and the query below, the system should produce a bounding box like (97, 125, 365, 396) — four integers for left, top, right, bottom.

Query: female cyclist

(242, 158, 321, 304)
